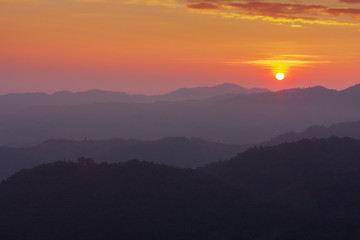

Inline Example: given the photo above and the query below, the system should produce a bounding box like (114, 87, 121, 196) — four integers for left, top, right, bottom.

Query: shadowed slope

(2, 138, 360, 239)
(0, 160, 248, 240)
(203, 137, 360, 207)
(0, 137, 247, 180)
(265, 120, 360, 145)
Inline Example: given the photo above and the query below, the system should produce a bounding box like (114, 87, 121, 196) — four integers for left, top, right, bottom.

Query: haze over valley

(0, 83, 359, 147)
(2, 0, 360, 238)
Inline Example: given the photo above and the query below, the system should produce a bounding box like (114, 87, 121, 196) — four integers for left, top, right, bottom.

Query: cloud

(187, 3, 219, 10)
(2, 0, 360, 27)
(181, 1, 360, 26)
(327, 7, 360, 16)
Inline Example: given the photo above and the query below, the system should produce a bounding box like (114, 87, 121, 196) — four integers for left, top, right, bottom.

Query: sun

(276, 72, 285, 81)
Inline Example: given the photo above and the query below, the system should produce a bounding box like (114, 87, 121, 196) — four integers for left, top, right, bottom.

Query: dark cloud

(187, 3, 220, 10)
(182, 0, 360, 26)
(328, 7, 360, 16)
(340, 0, 360, 3)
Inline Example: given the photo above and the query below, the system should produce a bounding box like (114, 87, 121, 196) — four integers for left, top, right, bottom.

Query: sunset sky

(1, 0, 360, 94)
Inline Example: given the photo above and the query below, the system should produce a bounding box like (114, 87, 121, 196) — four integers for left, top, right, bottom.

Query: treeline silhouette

(2, 137, 360, 239)
(0, 160, 250, 240)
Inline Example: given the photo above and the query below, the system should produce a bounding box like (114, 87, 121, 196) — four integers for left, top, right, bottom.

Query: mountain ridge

(264, 120, 360, 145)
(0, 83, 270, 115)
(0, 83, 359, 146)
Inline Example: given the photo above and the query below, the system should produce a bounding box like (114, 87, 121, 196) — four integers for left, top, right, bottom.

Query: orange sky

(1, 0, 360, 94)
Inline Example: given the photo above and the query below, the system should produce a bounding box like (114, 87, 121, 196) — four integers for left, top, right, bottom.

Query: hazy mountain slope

(159, 83, 269, 101)
(0, 85, 359, 146)
(0, 90, 147, 115)
(0, 83, 268, 115)
(203, 137, 360, 206)
(265, 120, 360, 145)
(0, 137, 247, 180)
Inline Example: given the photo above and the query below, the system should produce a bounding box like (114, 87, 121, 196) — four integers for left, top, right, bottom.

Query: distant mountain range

(0, 84, 359, 146)
(157, 83, 269, 101)
(0, 83, 269, 115)
(2, 137, 360, 239)
(0, 137, 248, 180)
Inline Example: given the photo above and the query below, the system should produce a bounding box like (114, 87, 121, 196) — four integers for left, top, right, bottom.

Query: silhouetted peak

(341, 83, 360, 94)
(163, 83, 269, 100)
(80, 89, 124, 95)
(167, 86, 209, 95)
(214, 83, 245, 89)
(53, 90, 72, 96)
(83, 89, 113, 93)
(276, 86, 335, 97)
(307, 85, 330, 91)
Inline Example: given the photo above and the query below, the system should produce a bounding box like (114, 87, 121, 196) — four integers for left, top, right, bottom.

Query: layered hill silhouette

(265, 120, 360, 145)
(0, 137, 247, 180)
(0, 83, 268, 115)
(0, 84, 360, 146)
(4, 118, 360, 180)
(2, 137, 360, 239)
(4, 115, 360, 181)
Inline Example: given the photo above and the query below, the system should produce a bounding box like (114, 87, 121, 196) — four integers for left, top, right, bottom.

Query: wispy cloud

(230, 54, 331, 74)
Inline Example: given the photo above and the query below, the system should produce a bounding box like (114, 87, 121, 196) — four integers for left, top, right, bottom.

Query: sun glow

(238, 55, 332, 82)
(276, 72, 285, 81)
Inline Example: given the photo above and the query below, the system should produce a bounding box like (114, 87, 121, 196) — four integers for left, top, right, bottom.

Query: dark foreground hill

(0, 137, 247, 180)
(2, 138, 360, 239)
(0, 160, 253, 240)
(203, 137, 360, 209)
